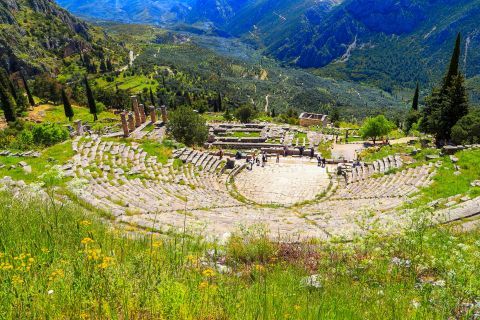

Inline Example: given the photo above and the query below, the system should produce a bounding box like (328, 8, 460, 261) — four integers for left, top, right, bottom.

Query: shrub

(31, 123, 69, 147)
(451, 110, 480, 145)
(234, 105, 256, 123)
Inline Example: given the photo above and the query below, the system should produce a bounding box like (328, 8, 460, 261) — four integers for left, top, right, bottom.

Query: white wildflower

(411, 299, 420, 309)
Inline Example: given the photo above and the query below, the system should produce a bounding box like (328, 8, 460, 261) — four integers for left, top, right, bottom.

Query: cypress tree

(62, 88, 74, 121)
(443, 33, 461, 91)
(0, 69, 20, 105)
(443, 74, 469, 139)
(106, 59, 113, 72)
(149, 87, 155, 106)
(100, 59, 107, 73)
(21, 73, 35, 107)
(421, 33, 469, 144)
(217, 92, 222, 112)
(412, 83, 419, 111)
(0, 68, 9, 89)
(271, 108, 276, 118)
(0, 79, 17, 123)
(8, 77, 18, 100)
(84, 76, 98, 121)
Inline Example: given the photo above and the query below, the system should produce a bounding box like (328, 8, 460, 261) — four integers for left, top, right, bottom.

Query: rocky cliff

(0, 0, 119, 74)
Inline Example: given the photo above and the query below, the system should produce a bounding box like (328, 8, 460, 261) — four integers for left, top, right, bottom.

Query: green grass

(39, 104, 119, 131)
(95, 73, 156, 92)
(229, 131, 261, 138)
(0, 141, 74, 183)
(139, 140, 173, 165)
(412, 149, 480, 205)
(360, 144, 415, 162)
(317, 141, 333, 159)
(294, 132, 308, 143)
(202, 112, 226, 122)
(1, 189, 480, 318)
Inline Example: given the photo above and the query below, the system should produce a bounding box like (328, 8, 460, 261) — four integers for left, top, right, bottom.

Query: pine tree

(62, 88, 74, 121)
(0, 81, 17, 123)
(84, 76, 98, 121)
(149, 87, 155, 106)
(21, 73, 35, 106)
(412, 83, 419, 111)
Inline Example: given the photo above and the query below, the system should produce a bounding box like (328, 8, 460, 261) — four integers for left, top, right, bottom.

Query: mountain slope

(0, 0, 122, 75)
(264, 0, 480, 90)
(57, 0, 194, 24)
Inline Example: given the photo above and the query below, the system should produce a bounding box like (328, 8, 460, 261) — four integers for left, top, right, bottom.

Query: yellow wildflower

(254, 264, 265, 272)
(198, 281, 209, 289)
(98, 256, 115, 269)
(41, 248, 50, 254)
(80, 220, 92, 226)
(294, 305, 301, 311)
(85, 248, 101, 261)
(1, 262, 13, 270)
(49, 269, 65, 282)
(152, 241, 162, 248)
(12, 275, 24, 286)
(0, 252, 4, 258)
(202, 268, 215, 277)
(81, 237, 95, 245)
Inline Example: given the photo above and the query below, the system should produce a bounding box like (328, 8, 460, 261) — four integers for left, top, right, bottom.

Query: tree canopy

(167, 106, 208, 146)
(360, 115, 395, 144)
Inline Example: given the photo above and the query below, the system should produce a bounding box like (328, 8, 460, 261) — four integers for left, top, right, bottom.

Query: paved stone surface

(331, 143, 364, 161)
(234, 158, 330, 205)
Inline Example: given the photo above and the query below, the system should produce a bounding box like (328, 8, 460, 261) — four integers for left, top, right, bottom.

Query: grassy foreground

(1, 190, 480, 319)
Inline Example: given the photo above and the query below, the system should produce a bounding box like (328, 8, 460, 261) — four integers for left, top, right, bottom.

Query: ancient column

(149, 106, 156, 123)
(127, 112, 135, 132)
(139, 104, 146, 123)
(74, 120, 83, 136)
(160, 105, 168, 124)
(120, 112, 129, 137)
(131, 96, 141, 127)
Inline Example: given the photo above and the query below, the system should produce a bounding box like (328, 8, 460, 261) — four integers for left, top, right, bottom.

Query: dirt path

(27, 104, 53, 122)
